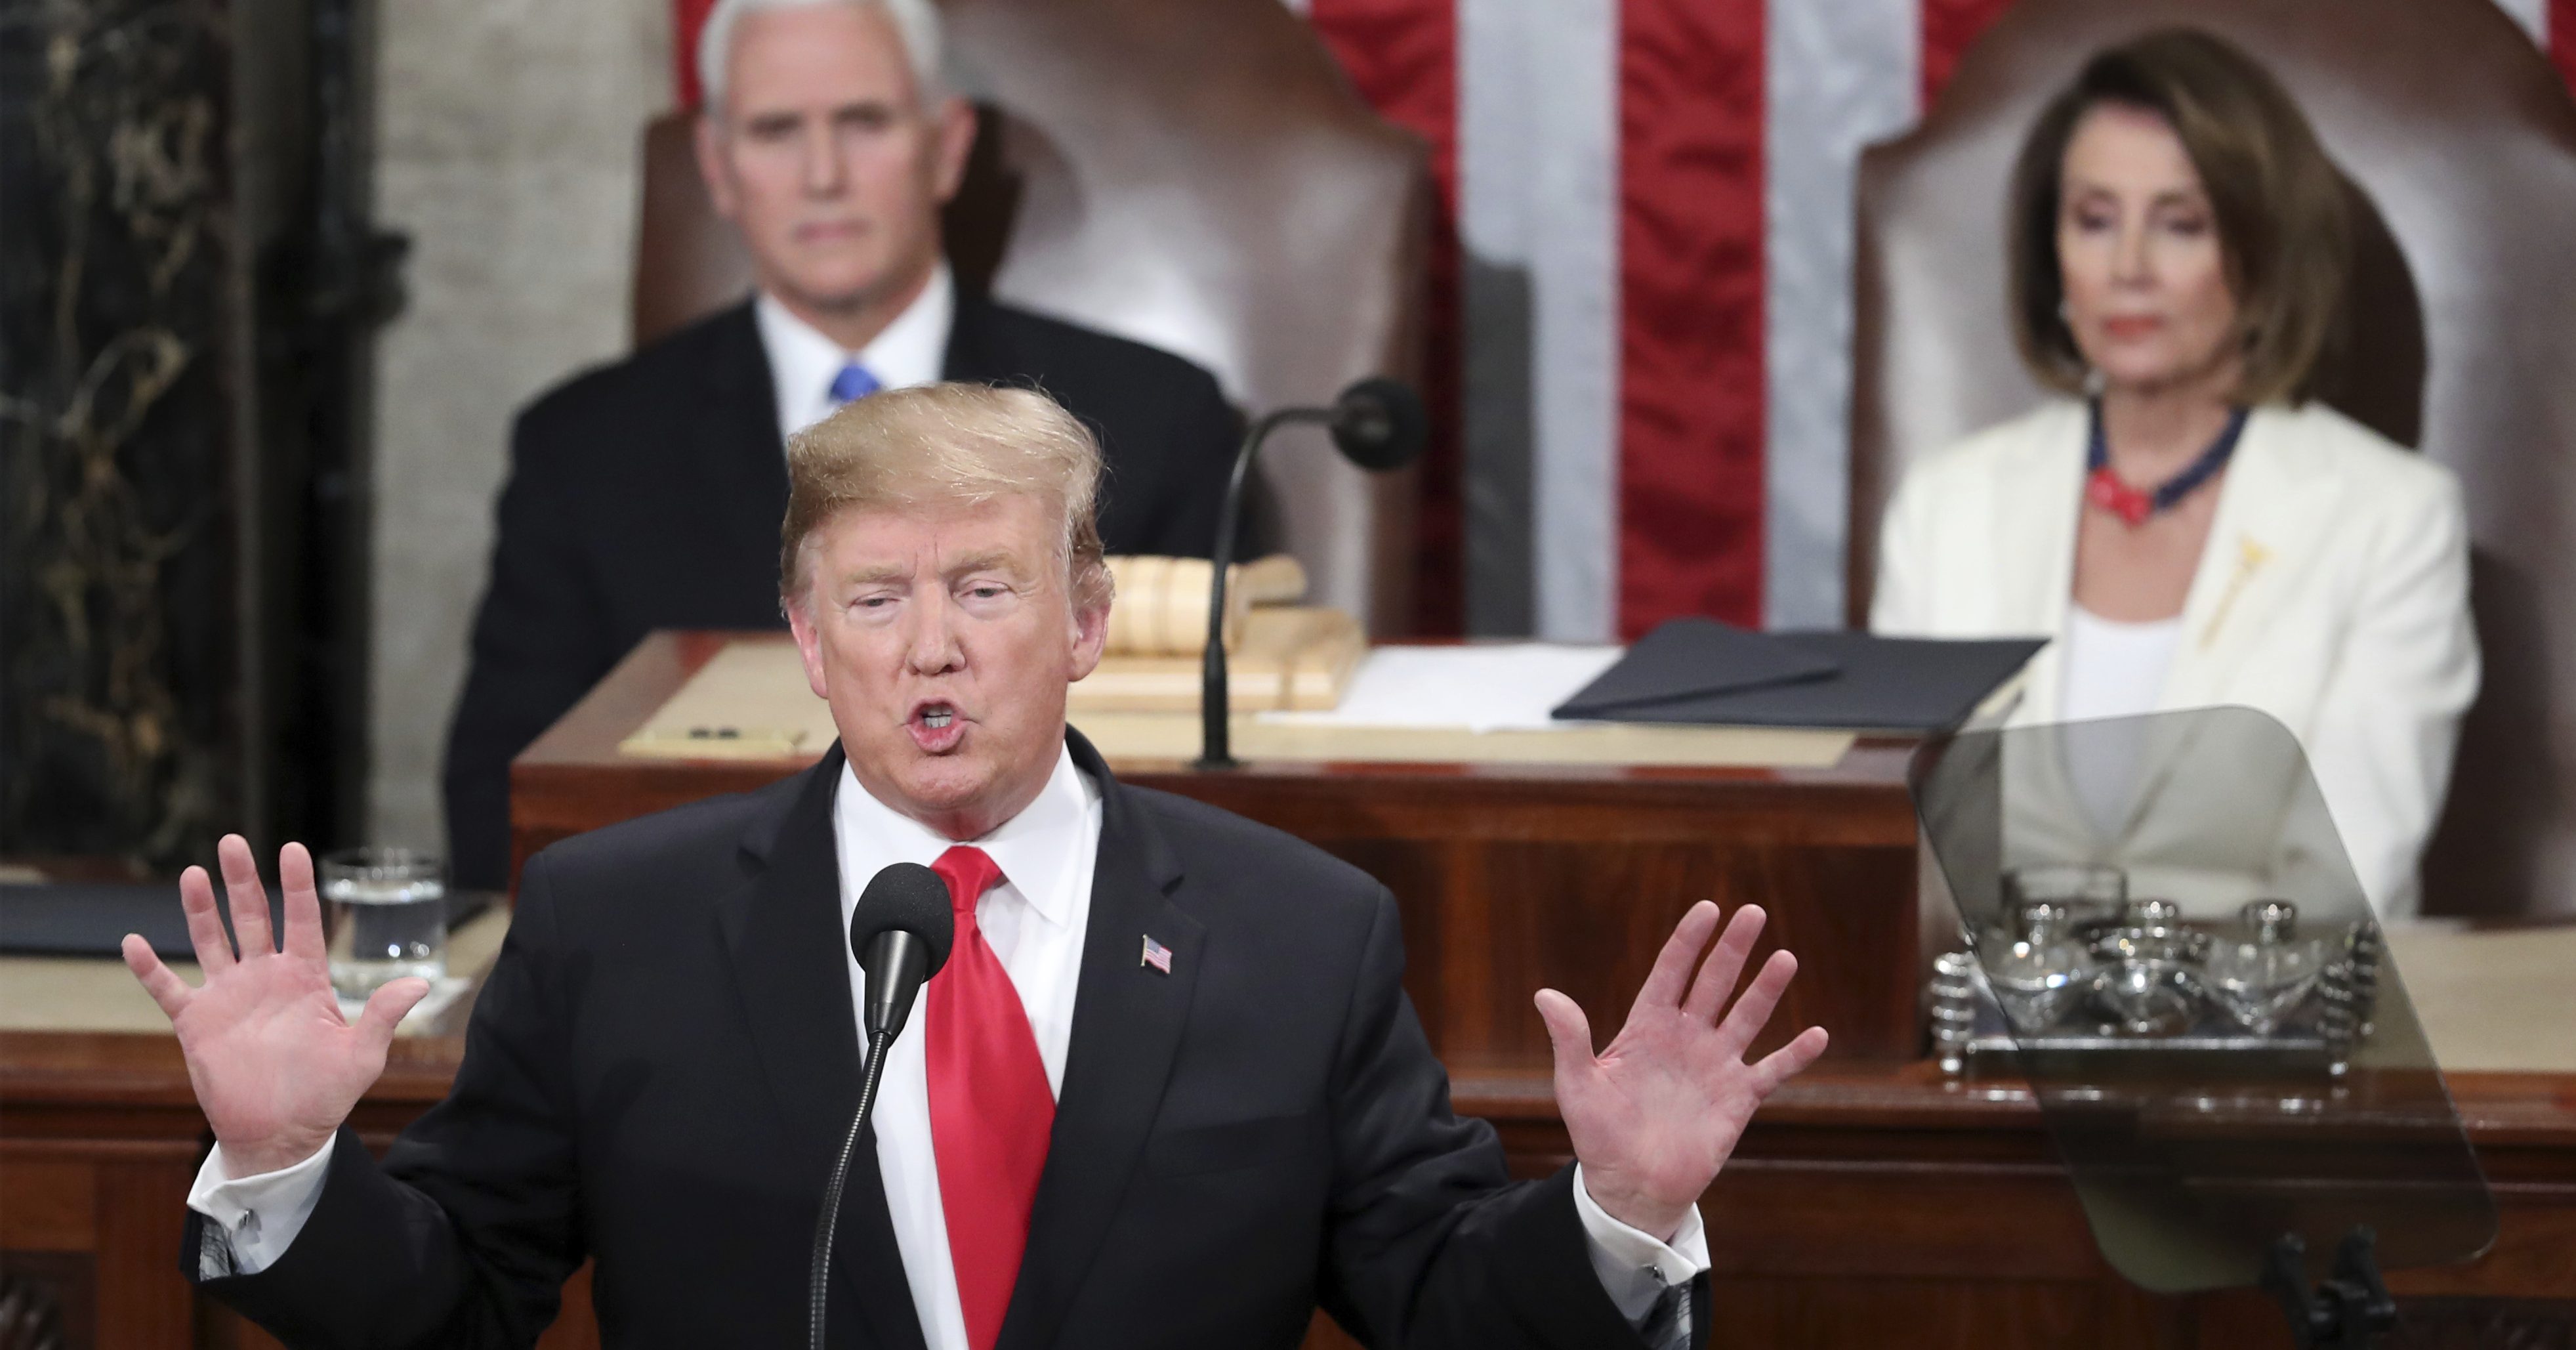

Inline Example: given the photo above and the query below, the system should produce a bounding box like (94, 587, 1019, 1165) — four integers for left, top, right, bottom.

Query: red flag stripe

(676, 0, 717, 108)
(1920, 0, 2020, 110)
(1615, 0, 1766, 635)
(2554, 0, 2576, 93)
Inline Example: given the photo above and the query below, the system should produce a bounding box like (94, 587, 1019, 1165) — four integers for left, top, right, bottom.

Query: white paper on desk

(1258, 644, 1623, 733)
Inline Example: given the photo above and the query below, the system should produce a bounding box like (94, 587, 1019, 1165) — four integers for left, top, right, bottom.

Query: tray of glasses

(1929, 890, 2383, 1076)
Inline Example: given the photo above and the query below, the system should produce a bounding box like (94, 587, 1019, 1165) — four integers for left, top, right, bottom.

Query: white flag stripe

(1764, 0, 1922, 628)
(1457, 0, 1622, 641)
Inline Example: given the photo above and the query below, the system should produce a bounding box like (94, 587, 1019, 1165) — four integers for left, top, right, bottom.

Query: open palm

(121, 836, 429, 1178)
(1536, 901, 1829, 1240)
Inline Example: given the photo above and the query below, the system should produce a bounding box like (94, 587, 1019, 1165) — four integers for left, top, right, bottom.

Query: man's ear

(694, 108, 741, 221)
(928, 95, 977, 205)
(1067, 589, 1110, 683)
(787, 591, 832, 700)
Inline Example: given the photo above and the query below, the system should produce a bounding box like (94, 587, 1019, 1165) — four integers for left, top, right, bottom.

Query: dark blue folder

(1554, 623, 2045, 732)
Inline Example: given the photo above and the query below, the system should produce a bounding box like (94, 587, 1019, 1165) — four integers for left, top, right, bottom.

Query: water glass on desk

(320, 848, 446, 1000)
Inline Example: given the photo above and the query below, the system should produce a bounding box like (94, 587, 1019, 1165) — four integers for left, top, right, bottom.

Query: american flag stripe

(674, 2, 2576, 636)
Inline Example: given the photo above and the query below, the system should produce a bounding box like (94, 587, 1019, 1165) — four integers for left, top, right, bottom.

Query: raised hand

(1535, 901, 1829, 1241)
(121, 835, 430, 1178)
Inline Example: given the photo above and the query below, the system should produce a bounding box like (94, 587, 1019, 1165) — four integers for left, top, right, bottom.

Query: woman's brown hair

(2006, 28, 2352, 404)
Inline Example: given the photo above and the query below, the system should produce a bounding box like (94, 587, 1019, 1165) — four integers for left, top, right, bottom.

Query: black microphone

(810, 862, 955, 1350)
(852, 862, 955, 1040)
(1197, 377, 1429, 769)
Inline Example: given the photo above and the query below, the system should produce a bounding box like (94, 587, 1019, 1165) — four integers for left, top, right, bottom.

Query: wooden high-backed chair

(631, 0, 1433, 636)
(1846, 0, 2576, 919)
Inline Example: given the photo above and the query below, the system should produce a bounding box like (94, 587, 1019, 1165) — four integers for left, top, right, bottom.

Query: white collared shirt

(826, 749, 1707, 1346)
(756, 261, 957, 446)
(184, 746, 1709, 1337)
(831, 744, 1100, 1350)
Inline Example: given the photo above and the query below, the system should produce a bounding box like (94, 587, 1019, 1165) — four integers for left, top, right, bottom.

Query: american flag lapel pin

(1140, 934, 1173, 975)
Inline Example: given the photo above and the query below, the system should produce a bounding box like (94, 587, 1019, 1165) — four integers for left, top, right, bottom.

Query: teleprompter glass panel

(1907, 707, 2495, 1294)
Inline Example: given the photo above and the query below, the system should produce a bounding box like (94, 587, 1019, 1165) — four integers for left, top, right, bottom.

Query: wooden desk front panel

(8, 1034, 2571, 1349)
(0, 1034, 598, 1350)
(1125, 768, 1926, 1067)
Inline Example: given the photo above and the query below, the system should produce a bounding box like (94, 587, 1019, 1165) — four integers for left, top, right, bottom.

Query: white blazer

(1873, 399, 2479, 918)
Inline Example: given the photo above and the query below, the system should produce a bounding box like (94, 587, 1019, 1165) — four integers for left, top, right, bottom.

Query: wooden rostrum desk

(3, 631, 2568, 1348)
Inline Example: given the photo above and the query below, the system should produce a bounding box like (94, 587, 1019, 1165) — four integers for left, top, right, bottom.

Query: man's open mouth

(909, 701, 965, 750)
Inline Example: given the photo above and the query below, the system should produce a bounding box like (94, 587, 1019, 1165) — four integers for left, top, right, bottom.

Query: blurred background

(5, 0, 2573, 878)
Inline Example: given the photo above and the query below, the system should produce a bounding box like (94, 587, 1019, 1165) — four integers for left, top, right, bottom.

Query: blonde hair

(779, 383, 1111, 615)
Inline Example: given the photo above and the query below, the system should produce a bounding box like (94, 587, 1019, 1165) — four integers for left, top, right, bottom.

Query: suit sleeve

(188, 854, 588, 1349)
(1318, 889, 1688, 1350)
(442, 411, 620, 892)
(1138, 369, 1245, 560)
(2302, 469, 2480, 917)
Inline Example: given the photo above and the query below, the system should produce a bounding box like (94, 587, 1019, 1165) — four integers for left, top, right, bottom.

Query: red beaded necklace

(2085, 400, 2250, 527)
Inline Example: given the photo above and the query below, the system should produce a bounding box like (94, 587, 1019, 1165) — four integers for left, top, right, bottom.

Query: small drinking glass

(2205, 899, 2328, 1036)
(320, 848, 447, 1000)
(1987, 901, 2102, 1034)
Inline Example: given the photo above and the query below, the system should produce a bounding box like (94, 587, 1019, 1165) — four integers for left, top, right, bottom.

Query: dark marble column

(1, 0, 245, 868)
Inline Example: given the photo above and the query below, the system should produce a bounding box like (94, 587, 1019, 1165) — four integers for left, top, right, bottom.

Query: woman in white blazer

(1872, 31, 2477, 918)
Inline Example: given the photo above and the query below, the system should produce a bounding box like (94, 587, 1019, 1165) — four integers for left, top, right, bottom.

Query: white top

(755, 261, 957, 444)
(2059, 605, 2184, 836)
(185, 750, 1709, 1337)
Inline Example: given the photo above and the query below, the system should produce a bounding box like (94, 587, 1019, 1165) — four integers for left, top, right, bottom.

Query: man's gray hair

(697, 0, 945, 114)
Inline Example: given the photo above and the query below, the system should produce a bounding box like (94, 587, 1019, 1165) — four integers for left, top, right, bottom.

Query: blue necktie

(829, 362, 881, 405)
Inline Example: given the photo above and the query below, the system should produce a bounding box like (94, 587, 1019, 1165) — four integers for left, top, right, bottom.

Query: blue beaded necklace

(2085, 400, 2249, 526)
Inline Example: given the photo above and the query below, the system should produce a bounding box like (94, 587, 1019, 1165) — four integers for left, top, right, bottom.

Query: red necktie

(924, 845, 1054, 1350)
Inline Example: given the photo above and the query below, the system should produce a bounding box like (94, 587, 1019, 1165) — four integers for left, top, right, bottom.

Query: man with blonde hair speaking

(137, 385, 1829, 1350)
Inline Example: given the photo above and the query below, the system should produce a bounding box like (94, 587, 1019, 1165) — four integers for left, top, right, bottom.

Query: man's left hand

(1536, 901, 1830, 1241)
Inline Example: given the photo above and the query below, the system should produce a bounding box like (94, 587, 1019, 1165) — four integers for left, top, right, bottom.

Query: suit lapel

(715, 745, 929, 1350)
(2159, 406, 2336, 711)
(995, 730, 1206, 1350)
(690, 303, 795, 576)
(1996, 403, 2088, 725)
(941, 293, 1007, 385)
(2111, 408, 2338, 843)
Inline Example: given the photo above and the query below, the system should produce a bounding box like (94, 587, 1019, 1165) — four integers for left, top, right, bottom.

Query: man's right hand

(123, 835, 432, 1178)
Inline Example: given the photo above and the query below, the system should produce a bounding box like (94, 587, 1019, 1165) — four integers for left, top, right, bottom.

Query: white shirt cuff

(186, 1136, 336, 1277)
(1572, 1163, 1711, 1327)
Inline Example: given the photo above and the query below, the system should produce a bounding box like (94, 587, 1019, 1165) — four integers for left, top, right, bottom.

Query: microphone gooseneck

(1197, 377, 1428, 770)
(809, 1025, 896, 1350)
(810, 863, 955, 1350)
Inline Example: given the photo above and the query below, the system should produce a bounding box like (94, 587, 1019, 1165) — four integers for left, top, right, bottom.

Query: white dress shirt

(756, 261, 955, 444)
(832, 746, 1100, 1350)
(188, 743, 1709, 1334)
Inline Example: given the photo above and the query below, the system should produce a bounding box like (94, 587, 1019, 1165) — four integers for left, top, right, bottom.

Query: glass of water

(320, 847, 447, 1000)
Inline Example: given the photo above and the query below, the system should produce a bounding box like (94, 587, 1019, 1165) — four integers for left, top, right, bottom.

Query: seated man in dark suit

(127, 383, 1831, 1350)
(442, 0, 1243, 890)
